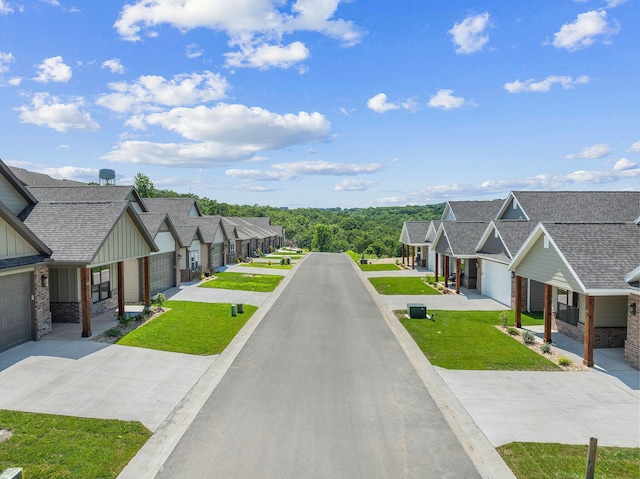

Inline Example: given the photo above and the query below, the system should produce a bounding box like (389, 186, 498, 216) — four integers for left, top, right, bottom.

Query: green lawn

(498, 442, 640, 479)
(199, 272, 283, 292)
(399, 310, 559, 370)
(369, 276, 440, 295)
(239, 262, 293, 270)
(0, 410, 150, 478)
(117, 301, 257, 355)
(359, 263, 401, 271)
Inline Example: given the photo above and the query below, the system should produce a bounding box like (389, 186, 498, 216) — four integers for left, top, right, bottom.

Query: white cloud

(565, 143, 610, 159)
(334, 179, 376, 191)
(367, 93, 399, 113)
(427, 89, 476, 110)
(605, 0, 627, 7)
(33, 56, 72, 83)
(102, 58, 125, 74)
(114, 0, 362, 69)
(613, 158, 637, 171)
(186, 43, 204, 59)
(224, 41, 309, 70)
(226, 160, 383, 182)
(8, 76, 22, 86)
(628, 141, 640, 152)
(504, 75, 589, 93)
(225, 169, 294, 181)
(38, 165, 98, 183)
(449, 12, 490, 54)
(0, 1, 14, 14)
(96, 71, 230, 113)
(552, 10, 620, 51)
(16, 92, 99, 132)
(0, 51, 14, 74)
(40, 0, 61, 6)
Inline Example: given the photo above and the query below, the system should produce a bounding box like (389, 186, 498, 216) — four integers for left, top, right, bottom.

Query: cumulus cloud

(226, 160, 383, 182)
(186, 43, 204, 59)
(102, 58, 125, 74)
(565, 143, 610, 159)
(96, 71, 230, 113)
(103, 104, 331, 167)
(613, 158, 637, 170)
(504, 75, 589, 93)
(0, 51, 14, 76)
(628, 140, 640, 152)
(449, 12, 490, 54)
(552, 10, 620, 51)
(113, 0, 362, 69)
(16, 92, 100, 132)
(334, 179, 376, 191)
(367, 93, 399, 113)
(605, 0, 627, 7)
(0, 1, 14, 14)
(224, 41, 310, 70)
(38, 165, 99, 183)
(33, 56, 72, 83)
(427, 89, 476, 110)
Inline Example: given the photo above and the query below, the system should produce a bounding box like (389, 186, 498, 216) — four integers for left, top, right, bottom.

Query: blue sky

(1, 0, 638, 208)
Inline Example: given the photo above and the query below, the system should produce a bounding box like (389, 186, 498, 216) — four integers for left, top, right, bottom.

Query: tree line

(134, 173, 443, 257)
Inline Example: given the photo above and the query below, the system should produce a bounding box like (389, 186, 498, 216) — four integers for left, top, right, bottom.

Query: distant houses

(0, 159, 284, 353)
(400, 191, 640, 370)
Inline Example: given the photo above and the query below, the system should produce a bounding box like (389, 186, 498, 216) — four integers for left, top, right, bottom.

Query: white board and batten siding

(595, 296, 628, 327)
(481, 260, 512, 306)
(124, 258, 141, 303)
(0, 216, 39, 260)
(153, 231, 175, 255)
(0, 174, 29, 215)
(92, 210, 152, 267)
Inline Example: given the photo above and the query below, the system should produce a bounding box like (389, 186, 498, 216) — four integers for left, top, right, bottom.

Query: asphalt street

(155, 253, 482, 478)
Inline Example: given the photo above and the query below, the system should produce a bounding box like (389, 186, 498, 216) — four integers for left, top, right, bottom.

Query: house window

(190, 250, 199, 271)
(91, 265, 111, 303)
(556, 289, 579, 326)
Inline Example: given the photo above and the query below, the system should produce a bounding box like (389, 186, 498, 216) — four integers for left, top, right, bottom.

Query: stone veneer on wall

(553, 316, 627, 349)
(625, 293, 639, 369)
(33, 265, 52, 339)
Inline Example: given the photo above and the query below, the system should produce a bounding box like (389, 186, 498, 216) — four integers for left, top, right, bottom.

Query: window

(556, 289, 579, 325)
(190, 250, 199, 271)
(91, 265, 111, 303)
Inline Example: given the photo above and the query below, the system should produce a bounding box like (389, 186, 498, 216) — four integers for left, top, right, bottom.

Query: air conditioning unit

(407, 303, 427, 319)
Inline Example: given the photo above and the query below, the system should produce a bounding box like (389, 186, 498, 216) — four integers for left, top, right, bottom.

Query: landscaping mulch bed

(90, 307, 167, 345)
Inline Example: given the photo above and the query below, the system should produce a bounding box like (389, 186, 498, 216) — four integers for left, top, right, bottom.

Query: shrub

(558, 356, 572, 366)
(104, 328, 122, 338)
(540, 342, 552, 354)
(118, 314, 134, 326)
(522, 330, 536, 345)
(507, 327, 520, 336)
(499, 311, 510, 328)
(153, 292, 166, 309)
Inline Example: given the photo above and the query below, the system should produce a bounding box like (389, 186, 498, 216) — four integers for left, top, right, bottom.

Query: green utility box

(407, 303, 427, 319)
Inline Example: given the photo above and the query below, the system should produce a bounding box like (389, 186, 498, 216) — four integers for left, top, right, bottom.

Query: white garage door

(211, 243, 224, 269)
(0, 273, 31, 353)
(482, 261, 512, 306)
(150, 252, 175, 295)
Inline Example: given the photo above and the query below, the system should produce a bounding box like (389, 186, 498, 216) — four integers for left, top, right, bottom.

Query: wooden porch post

(117, 261, 125, 318)
(435, 254, 439, 283)
(81, 268, 91, 337)
(455, 257, 460, 294)
(411, 246, 415, 270)
(515, 275, 522, 328)
(584, 295, 595, 367)
(401, 244, 405, 265)
(444, 255, 449, 289)
(143, 256, 151, 307)
(544, 284, 552, 343)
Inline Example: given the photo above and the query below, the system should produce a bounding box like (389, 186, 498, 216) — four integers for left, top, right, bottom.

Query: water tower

(99, 169, 116, 186)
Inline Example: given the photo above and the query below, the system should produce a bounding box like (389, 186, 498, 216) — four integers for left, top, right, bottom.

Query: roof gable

(442, 200, 503, 222)
(400, 221, 429, 244)
(0, 160, 37, 215)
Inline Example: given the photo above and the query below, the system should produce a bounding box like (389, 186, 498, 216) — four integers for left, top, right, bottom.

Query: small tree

(134, 172, 156, 198)
(311, 223, 333, 252)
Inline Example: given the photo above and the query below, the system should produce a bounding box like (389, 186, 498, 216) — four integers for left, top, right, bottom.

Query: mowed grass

(117, 301, 257, 355)
(0, 410, 150, 479)
(369, 276, 440, 295)
(359, 263, 401, 271)
(239, 262, 293, 270)
(399, 310, 559, 370)
(200, 272, 283, 292)
(497, 442, 640, 479)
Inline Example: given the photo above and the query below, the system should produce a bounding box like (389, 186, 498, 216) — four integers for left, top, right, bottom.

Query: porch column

(544, 284, 552, 343)
(411, 246, 415, 270)
(435, 254, 439, 283)
(455, 257, 461, 294)
(584, 295, 595, 367)
(401, 244, 405, 265)
(444, 255, 449, 289)
(81, 268, 91, 337)
(117, 261, 125, 318)
(515, 275, 522, 328)
(143, 256, 151, 307)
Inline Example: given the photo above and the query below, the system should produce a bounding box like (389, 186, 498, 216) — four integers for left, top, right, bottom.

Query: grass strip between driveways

(399, 310, 559, 370)
(199, 271, 283, 292)
(369, 276, 440, 295)
(117, 301, 257, 355)
(0, 410, 150, 478)
(359, 263, 401, 271)
(239, 262, 293, 270)
(497, 442, 640, 479)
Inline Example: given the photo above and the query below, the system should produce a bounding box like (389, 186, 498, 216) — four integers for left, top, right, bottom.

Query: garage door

(0, 273, 32, 353)
(481, 261, 512, 306)
(211, 243, 224, 269)
(150, 252, 175, 295)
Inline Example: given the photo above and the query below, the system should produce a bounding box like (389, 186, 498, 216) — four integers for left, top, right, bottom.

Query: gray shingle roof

(225, 217, 281, 240)
(10, 166, 86, 187)
(512, 191, 640, 223)
(403, 221, 430, 244)
(144, 198, 201, 220)
(494, 221, 537, 258)
(439, 222, 490, 256)
(27, 185, 147, 211)
(543, 222, 640, 290)
(446, 200, 503, 221)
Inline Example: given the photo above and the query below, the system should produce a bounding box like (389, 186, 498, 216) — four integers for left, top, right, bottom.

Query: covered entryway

(150, 252, 175, 295)
(0, 272, 32, 353)
(481, 260, 512, 306)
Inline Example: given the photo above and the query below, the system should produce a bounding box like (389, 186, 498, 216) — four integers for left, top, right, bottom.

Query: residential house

(398, 221, 430, 269)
